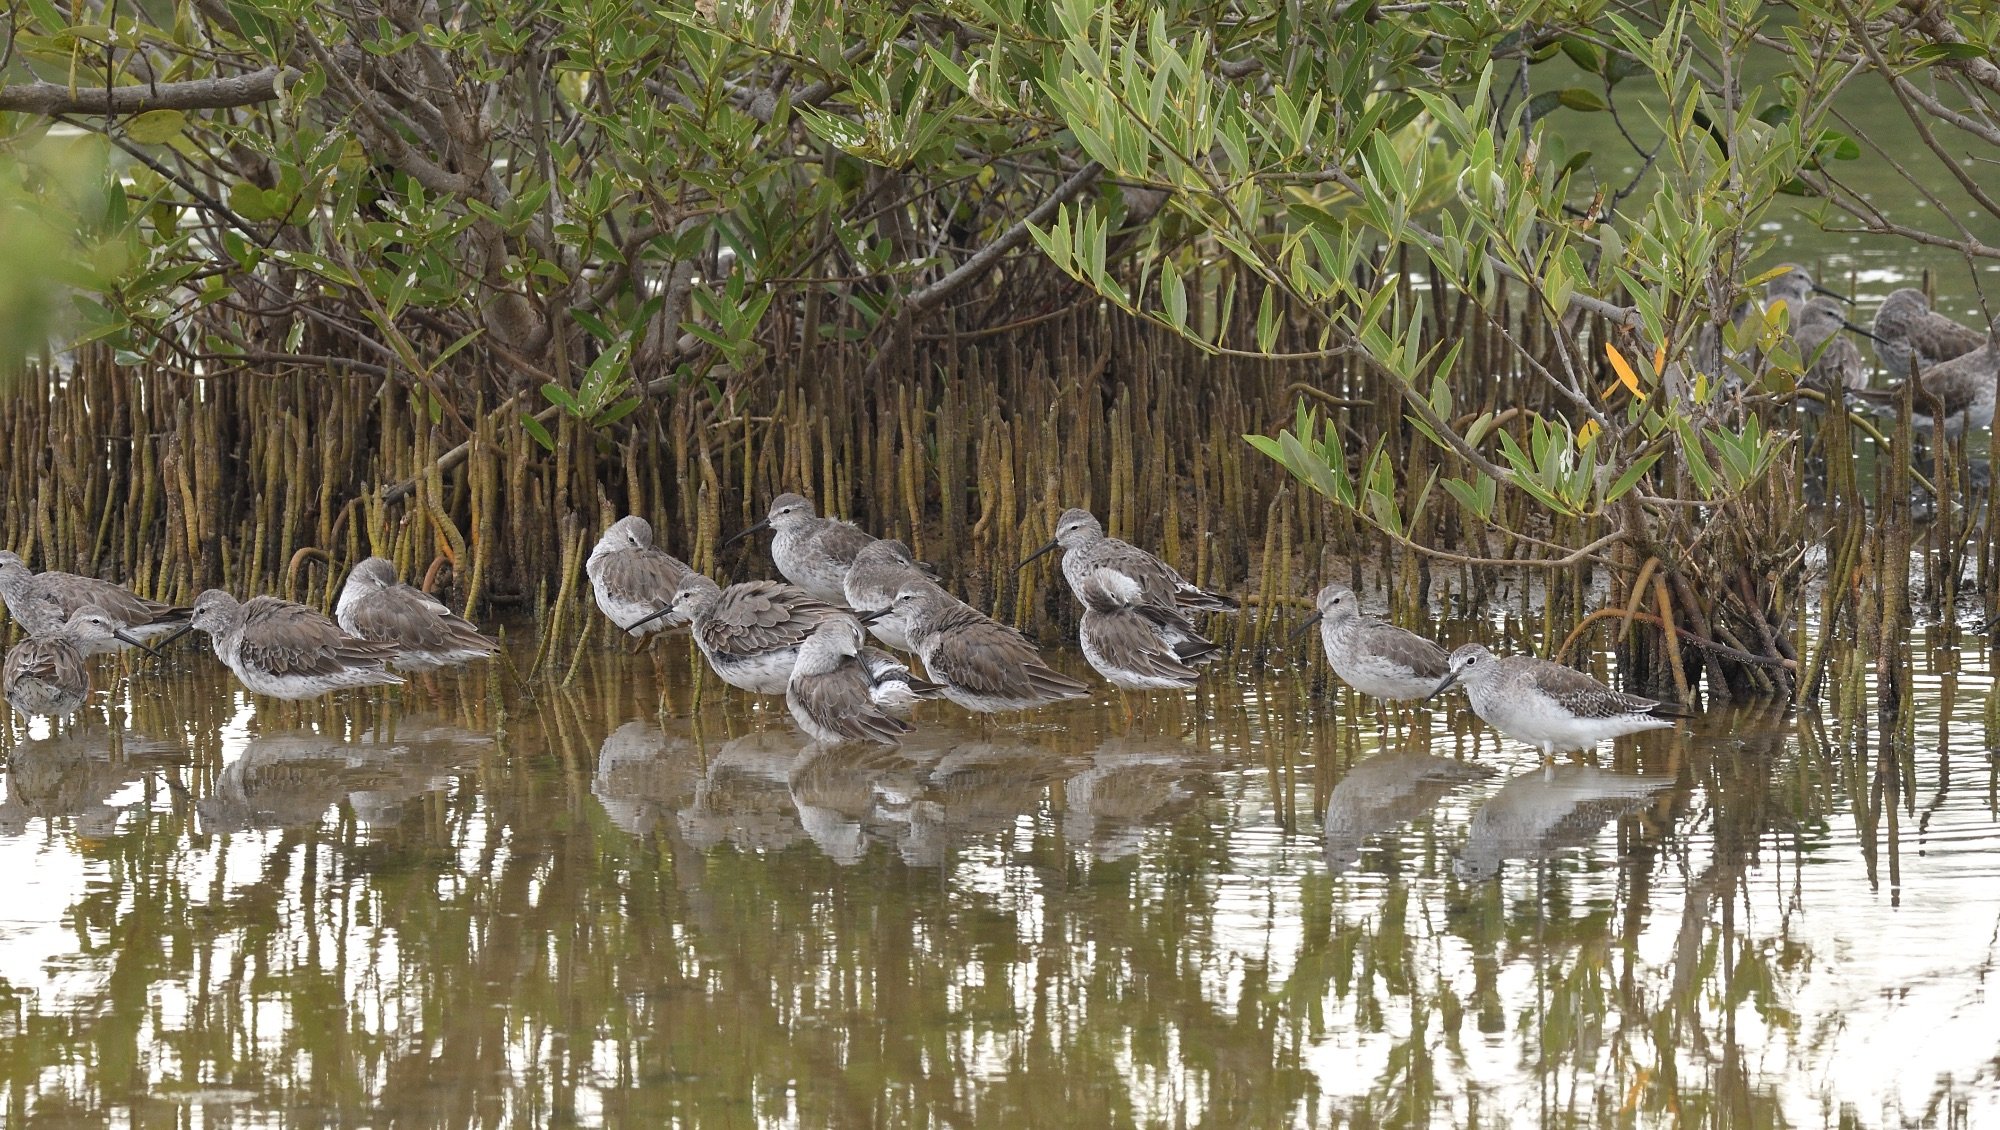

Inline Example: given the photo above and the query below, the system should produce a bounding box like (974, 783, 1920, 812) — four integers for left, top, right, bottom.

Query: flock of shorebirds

(1754, 267, 1999, 438)
(0, 493, 1689, 764)
(1, 266, 1979, 759)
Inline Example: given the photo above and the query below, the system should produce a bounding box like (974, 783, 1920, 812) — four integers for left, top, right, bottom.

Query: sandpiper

(872, 581, 1092, 712)
(843, 539, 932, 650)
(726, 492, 877, 606)
(1427, 643, 1686, 760)
(1455, 765, 1670, 880)
(1077, 582, 1218, 692)
(1791, 296, 1873, 392)
(174, 590, 404, 699)
(1761, 262, 1848, 310)
(1856, 313, 2000, 438)
(586, 516, 693, 637)
(1019, 508, 1237, 615)
(0, 552, 189, 654)
(1694, 265, 1850, 382)
(638, 572, 841, 695)
(4, 607, 149, 717)
(1293, 584, 1449, 701)
(1870, 287, 1984, 378)
(786, 617, 927, 744)
(335, 557, 499, 670)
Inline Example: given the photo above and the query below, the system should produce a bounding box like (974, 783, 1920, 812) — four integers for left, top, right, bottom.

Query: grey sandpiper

(1428, 642, 1686, 760)
(1761, 262, 1849, 310)
(785, 616, 935, 744)
(0, 552, 189, 654)
(871, 581, 1092, 713)
(174, 590, 405, 700)
(1077, 580, 1218, 692)
(843, 538, 933, 650)
(586, 516, 693, 637)
(335, 557, 499, 670)
(1792, 296, 1874, 393)
(1294, 584, 1450, 701)
(1019, 508, 1237, 614)
(638, 572, 840, 695)
(726, 492, 877, 606)
(1870, 287, 1984, 378)
(4, 607, 149, 718)
(1855, 313, 2000, 438)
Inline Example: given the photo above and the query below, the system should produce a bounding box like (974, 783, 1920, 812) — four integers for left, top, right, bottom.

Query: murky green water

(1546, 50, 2000, 322)
(2, 628, 1995, 1128)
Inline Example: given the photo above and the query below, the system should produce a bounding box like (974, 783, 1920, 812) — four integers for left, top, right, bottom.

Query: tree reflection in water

(0, 645, 1993, 1126)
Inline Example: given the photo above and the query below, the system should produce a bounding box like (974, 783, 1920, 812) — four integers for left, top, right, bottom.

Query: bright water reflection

(0, 635, 1995, 1128)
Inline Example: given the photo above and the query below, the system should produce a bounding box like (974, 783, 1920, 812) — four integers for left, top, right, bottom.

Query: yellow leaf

(1652, 343, 1665, 374)
(1745, 264, 1794, 288)
(1578, 419, 1601, 449)
(1604, 343, 1646, 400)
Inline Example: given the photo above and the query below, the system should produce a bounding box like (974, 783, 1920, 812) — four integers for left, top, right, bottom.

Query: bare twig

(0, 65, 294, 115)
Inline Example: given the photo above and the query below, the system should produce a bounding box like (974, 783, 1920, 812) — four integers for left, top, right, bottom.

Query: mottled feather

(919, 601, 1090, 703)
(1080, 604, 1202, 687)
(700, 581, 840, 658)
(789, 660, 914, 743)
(236, 596, 401, 680)
(341, 582, 498, 665)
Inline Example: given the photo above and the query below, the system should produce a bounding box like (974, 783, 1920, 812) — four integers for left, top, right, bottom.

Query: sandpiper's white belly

(389, 645, 494, 672)
(1323, 622, 1439, 701)
(772, 534, 849, 606)
(1329, 651, 1437, 700)
(864, 620, 912, 652)
(588, 576, 673, 636)
(703, 644, 800, 695)
(228, 663, 399, 700)
(786, 696, 847, 743)
(1472, 686, 1669, 753)
(219, 635, 401, 700)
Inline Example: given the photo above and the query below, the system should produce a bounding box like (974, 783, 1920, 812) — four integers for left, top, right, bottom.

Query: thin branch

(902, 160, 1103, 318)
(0, 65, 294, 115)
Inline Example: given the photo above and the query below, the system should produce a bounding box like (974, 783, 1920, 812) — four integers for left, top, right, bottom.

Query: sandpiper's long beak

(1016, 539, 1061, 570)
(626, 605, 679, 631)
(1425, 669, 1462, 701)
(154, 625, 195, 651)
(1286, 611, 1324, 645)
(720, 517, 771, 548)
(1843, 318, 1886, 344)
(1813, 282, 1854, 303)
(851, 608, 888, 625)
(114, 629, 162, 658)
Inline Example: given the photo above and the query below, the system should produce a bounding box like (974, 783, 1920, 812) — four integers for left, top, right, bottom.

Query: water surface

(0, 628, 1995, 1127)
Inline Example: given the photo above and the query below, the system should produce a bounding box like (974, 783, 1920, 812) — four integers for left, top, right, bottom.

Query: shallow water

(0, 626, 1995, 1129)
